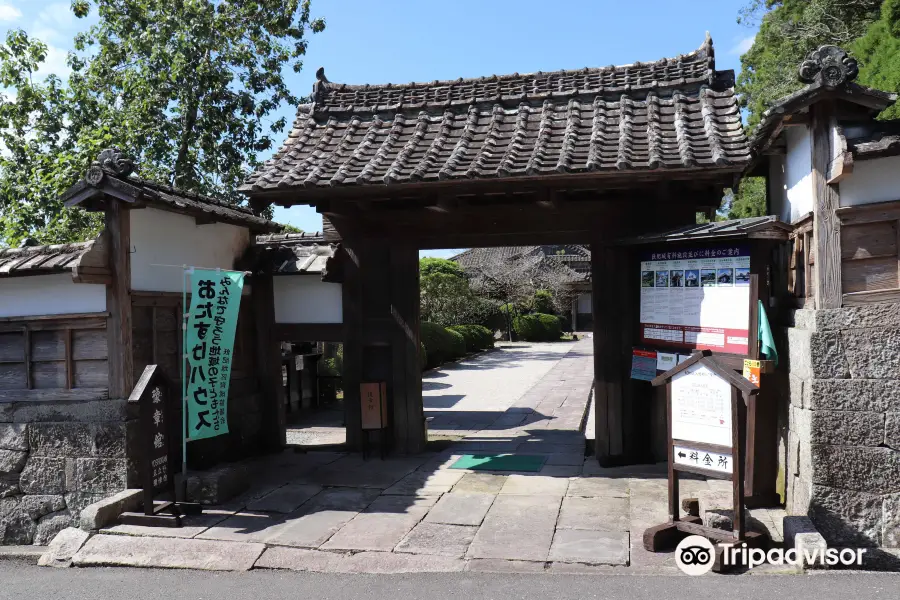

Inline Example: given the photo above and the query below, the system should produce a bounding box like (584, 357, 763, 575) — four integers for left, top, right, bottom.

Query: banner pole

(181, 266, 189, 501)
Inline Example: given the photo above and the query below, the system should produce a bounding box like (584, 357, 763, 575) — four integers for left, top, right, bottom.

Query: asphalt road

(1, 561, 899, 600)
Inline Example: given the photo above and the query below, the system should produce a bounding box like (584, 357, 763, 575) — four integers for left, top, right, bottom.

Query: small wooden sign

(643, 350, 764, 571)
(360, 381, 388, 430)
(742, 359, 761, 386)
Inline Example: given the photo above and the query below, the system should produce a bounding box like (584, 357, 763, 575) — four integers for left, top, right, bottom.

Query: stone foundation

(0, 399, 130, 545)
(782, 303, 900, 548)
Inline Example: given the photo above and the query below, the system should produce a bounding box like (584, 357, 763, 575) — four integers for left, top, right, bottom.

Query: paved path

(66, 339, 784, 574)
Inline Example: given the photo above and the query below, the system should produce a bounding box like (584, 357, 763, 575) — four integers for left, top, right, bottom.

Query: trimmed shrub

(446, 328, 466, 359)
(513, 313, 562, 341)
(532, 289, 554, 314)
(448, 324, 495, 352)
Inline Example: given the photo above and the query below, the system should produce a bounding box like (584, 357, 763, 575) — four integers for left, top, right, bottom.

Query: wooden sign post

(643, 350, 764, 571)
(121, 364, 201, 527)
(360, 381, 388, 459)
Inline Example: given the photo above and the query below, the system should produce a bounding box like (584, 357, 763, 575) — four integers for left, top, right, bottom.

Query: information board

(670, 362, 733, 448)
(639, 245, 751, 354)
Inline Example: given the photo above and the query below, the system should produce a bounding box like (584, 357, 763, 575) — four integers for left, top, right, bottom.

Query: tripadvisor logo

(675, 534, 867, 574)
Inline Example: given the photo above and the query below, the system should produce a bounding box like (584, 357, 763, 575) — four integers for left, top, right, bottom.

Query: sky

(2, 0, 759, 258)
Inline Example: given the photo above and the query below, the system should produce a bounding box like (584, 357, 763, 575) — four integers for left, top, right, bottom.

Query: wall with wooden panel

(0, 274, 106, 318)
(836, 199, 900, 305)
(0, 314, 108, 400)
(273, 276, 343, 324)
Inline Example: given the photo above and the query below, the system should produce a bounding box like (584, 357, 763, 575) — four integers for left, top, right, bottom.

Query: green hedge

(448, 324, 495, 352)
(513, 313, 562, 341)
(446, 328, 466, 359)
(420, 322, 467, 368)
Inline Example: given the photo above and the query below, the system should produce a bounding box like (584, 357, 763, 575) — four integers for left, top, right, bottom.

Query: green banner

(185, 269, 244, 441)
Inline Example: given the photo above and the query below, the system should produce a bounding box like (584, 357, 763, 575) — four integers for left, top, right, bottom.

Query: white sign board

(670, 363, 733, 448)
(674, 445, 733, 474)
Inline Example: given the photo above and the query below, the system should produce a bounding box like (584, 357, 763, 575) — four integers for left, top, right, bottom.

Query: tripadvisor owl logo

(676, 535, 715, 575)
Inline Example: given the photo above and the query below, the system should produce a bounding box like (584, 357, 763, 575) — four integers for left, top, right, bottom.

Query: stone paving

(72, 339, 786, 574)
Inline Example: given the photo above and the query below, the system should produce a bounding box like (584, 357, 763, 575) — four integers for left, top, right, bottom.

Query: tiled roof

(254, 234, 335, 274)
(0, 236, 106, 278)
(619, 215, 792, 245)
(255, 232, 326, 246)
(241, 36, 749, 194)
(844, 120, 900, 160)
(453, 245, 590, 282)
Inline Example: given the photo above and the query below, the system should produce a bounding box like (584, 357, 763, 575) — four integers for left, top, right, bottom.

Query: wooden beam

(105, 198, 135, 398)
(811, 101, 842, 308)
(253, 272, 285, 450)
(64, 328, 74, 390)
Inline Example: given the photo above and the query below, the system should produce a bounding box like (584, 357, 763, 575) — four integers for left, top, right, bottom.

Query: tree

(852, 0, 900, 119)
(719, 177, 768, 220)
(737, 0, 882, 128)
(419, 257, 465, 279)
(0, 0, 325, 246)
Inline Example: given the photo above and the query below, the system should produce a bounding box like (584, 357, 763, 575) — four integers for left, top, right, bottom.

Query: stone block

(547, 529, 629, 565)
(37, 527, 90, 568)
(789, 475, 811, 515)
(78, 488, 142, 531)
(0, 423, 27, 451)
(796, 532, 829, 570)
(786, 328, 813, 380)
(64, 492, 107, 517)
(886, 413, 900, 451)
(816, 304, 900, 331)
(28, 423, 93, 458)
(20, 495, 66, 520)
(788, 436, 800, 478)
(789, 309, 817, 331)
(811, 445, 900, 495)
(72, 534, 265, 571)
(810, 332, 850, 379)
(0, 473, 18, 498)
(807, 484, 882, 546)
(186, 462, 250, 505)
(809, 379, 894, 412)
(788, 374, 808, 409)
(783, 515, 820, 547)
(811, 411, 884, 447)
(842, 328, 900, 379)
(882, 493, 900, 549)
(789, 406, 811, 440)
(0, 403, 13, 423)
(93, 423, 126, 458)
(12, 399, 127, 424)
(0, 508, 36, 544)
(33, 509, 73, 545)
(70, 458, 126, 493)
(19, 457, 66, 495)
(0, 448, 27, 472)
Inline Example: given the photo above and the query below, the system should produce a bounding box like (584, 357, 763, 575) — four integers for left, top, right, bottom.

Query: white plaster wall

(768, 154, 788, 222)
(273, 276, 343, 323)
(0, 274, 106, 318)
(840, 155, 900, 207)
(783, 126, 814, 223)
(129, 208, 251, 292)
(577, 292, 592, 313)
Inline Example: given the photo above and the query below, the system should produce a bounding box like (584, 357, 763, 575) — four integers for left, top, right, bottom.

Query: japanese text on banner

(185, 269, 244, 441)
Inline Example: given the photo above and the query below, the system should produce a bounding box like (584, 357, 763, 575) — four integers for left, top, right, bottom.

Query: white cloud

(730, 36, 755, 55)
(0, 2, 21, 21)
(33, 44, 71, 78)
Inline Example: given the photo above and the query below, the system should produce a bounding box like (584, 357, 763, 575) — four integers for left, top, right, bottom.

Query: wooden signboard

(361, 381, 388, 430)
(643, 351, 764, 571)
(121, 364, 201, 527)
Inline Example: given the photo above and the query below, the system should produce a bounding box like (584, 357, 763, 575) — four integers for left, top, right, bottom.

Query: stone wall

(782, 303, 900, 548)
(0, 399, 130, 545)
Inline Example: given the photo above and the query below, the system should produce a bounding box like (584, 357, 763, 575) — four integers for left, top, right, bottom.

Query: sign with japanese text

(360, 382, 388, 430)
(674, 445, 733, 475)
(185, 269, 245, 441)
(630, 349, 657, 381)
(742, 359, 761, 386)
(671, 362, 733, 448)
(128, 364, 173, 512)
(639, 245, 751, 355)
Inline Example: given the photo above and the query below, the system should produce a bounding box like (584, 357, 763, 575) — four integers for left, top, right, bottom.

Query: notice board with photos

(639, 245, 751, 355)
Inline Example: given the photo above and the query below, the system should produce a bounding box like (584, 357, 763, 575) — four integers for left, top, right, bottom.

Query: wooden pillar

(811, 101, 842, 308)
(592, 245, 628, 465)
(253, 272, 285, 450)
(340, 242, 364, 451)
(105, 200, 134, 398)
(390, 244, 425, 454)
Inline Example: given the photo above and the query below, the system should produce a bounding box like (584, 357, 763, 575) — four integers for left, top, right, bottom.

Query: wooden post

(341, 242, 364, 451)
(390, 244, 425, 454)
(811, 101, 842, 308)
(253, 272, 285, 450)
(105, 199, 134, 398)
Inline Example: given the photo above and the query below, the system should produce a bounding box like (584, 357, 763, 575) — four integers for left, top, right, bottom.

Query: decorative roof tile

(242, 36, 749, 194)
(0, 236, 106, 278)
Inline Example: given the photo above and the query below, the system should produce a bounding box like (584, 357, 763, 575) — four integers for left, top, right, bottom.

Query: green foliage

(719, 177, 768, 220)
(320, 343, 342, 376)
(420, 322, 458, 368)
(280, 223, 304, 233)
(737, 0, 881, 128)
(513, 313, 562, 342)
(0, 0, 325, 245)
(419, 342, 427, 372)
(447, 325, 494, 352)
(852, 0, 900, 120)
(531, 289, 555, 315)
(445, 328, 466, 360)
(419, 257, 464, 278)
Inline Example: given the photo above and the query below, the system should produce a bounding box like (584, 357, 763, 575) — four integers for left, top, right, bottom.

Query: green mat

(450, 454, 546, 472)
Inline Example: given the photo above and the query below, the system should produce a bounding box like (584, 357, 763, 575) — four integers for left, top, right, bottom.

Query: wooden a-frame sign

(643, 350, 765, 569)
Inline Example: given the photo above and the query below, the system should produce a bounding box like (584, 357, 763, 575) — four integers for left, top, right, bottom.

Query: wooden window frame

(835, 199, 900, 306)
